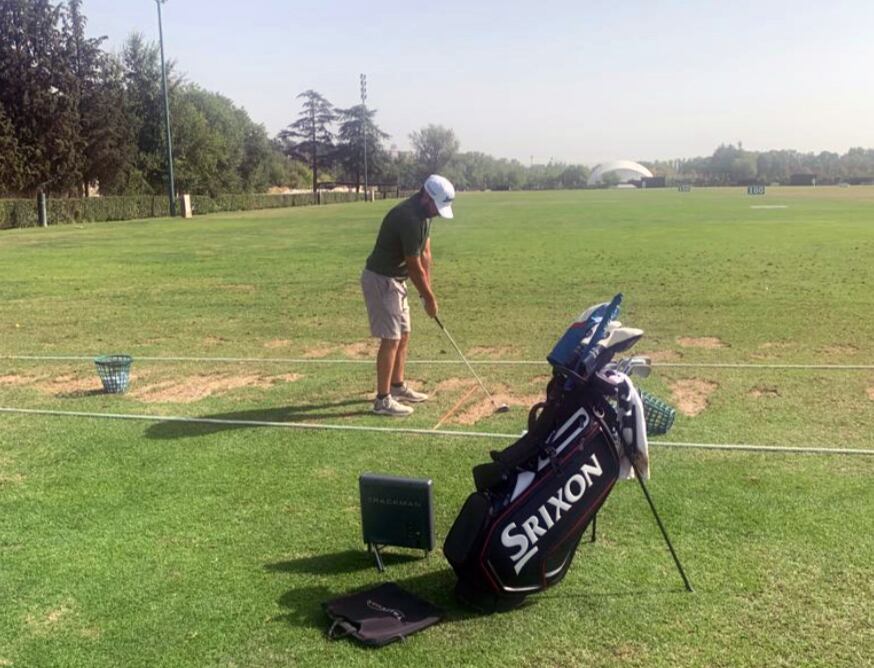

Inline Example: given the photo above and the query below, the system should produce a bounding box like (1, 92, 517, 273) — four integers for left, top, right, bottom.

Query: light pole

(360, 73, 368, 201)
(156, 0, 176, 216)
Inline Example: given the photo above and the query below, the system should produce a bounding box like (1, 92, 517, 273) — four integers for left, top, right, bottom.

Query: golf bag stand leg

(629, 457, 694, 593)
(590, 512, 597, 543)
(368, 542, 385, 573)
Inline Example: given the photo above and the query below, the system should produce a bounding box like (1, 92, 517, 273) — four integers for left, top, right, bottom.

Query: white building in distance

(587, 160, 653, 186)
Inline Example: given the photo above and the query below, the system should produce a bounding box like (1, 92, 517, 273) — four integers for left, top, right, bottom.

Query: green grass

(1, 187, 873, 667)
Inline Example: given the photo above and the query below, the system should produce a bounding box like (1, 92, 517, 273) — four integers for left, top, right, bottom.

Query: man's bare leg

(377, 337, 401, 396)
(391, 332, 410, 386)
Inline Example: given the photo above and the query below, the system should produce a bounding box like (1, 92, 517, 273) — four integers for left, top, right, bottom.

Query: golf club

(433, 315, 510, 414)
(615, 356, 652, 378)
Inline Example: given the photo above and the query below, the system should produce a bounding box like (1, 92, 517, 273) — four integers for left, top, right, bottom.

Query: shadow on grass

(265, 549, 421, 575)
(265, 550, 481, 632)
(56, 389, 106, 398)
(144, 399, 371, 440)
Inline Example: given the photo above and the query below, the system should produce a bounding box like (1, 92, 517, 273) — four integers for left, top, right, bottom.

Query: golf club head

(625, 356, 652, 378)
(614, 356, 652, 378)
(495, 404, 510, 414)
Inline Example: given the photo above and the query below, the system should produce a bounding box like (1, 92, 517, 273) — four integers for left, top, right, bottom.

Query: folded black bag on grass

(323, 582, 443, 647)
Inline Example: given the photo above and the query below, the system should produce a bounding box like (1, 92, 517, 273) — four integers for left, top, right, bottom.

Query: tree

(172, 86, 245, 195)
(121, 32, 176, 194)
(279, 90, 335, 193)
(334, 104, 390, 191)
(409, 124, 459, 180)
(0, 104, 24, 194)
(63, 1, 133, 195)
(558, 164, 589, 189)
(0, 0, 84, 195)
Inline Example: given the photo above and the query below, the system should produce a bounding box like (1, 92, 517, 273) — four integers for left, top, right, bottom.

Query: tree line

(0, 0, 310, 197)
(2, 1, 873, 199)
(645, 143, 874, 186)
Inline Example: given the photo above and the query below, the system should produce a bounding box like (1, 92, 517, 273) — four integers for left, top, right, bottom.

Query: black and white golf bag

(443, 295, 688, 612)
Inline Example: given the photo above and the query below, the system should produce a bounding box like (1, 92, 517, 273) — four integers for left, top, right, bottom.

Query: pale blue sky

(85, 0, 873, 165)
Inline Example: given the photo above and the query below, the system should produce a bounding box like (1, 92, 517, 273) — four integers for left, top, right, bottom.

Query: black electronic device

(359, 473, 435, 571)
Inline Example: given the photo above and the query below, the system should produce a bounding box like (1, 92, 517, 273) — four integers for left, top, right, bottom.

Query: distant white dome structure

(587, 160, 653, 186)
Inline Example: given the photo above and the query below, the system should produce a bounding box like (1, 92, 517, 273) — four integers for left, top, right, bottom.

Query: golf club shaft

(434, 316, 501, 409)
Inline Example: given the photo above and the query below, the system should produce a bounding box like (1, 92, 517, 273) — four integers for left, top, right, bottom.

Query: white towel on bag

(615, 373, 650, 481)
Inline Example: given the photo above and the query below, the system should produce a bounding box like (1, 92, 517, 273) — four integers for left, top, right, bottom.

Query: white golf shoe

(390, 384, 429, 403)
(373, 395, 414, 417)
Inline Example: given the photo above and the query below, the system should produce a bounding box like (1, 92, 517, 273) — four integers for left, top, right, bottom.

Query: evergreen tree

(279, 90, 335, 193)
(335, 104, 390, 191)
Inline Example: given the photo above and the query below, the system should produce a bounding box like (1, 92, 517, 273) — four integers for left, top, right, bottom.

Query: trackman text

(500, 454, 603, 574)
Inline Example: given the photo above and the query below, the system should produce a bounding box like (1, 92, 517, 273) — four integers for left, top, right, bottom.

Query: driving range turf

(1, 187, 873, 667)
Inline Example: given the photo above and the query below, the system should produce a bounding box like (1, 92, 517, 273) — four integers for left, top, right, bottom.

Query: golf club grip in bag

(443, 389, 621, 612)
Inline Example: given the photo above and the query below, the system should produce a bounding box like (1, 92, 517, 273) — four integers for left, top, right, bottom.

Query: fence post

(37, 192, 48, 227)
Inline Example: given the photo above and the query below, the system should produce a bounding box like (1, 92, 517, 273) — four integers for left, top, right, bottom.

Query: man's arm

(406, 254, 437, 318)
(421, 238, 432, 283)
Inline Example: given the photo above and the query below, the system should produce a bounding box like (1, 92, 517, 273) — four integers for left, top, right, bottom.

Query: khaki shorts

(361, 269, 411, 340)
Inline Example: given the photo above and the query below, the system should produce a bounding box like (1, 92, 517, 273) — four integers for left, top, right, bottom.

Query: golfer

(361, 174, 455, 416)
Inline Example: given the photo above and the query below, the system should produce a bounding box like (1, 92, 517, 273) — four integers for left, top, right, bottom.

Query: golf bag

(443, 294, 680, 611)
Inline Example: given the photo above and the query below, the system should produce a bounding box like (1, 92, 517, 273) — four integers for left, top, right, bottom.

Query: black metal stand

(613, 388, 694, 593)
(590, 512, 597, 543)
(628, 456, 694, 592)
(367, 543, 385, 572)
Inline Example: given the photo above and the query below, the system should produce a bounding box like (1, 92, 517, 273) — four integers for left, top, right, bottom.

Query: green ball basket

(94, 355, 133, 394)
(640, 389, 676, 436)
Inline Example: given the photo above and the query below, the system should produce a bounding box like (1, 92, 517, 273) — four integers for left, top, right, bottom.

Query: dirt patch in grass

(669, 379, 718, 416)
(130, 372, 301, 403)
(750, 386, 780, 398)
(645, 350, 684, 362)
(867, 387, 874, 401)
(342, 341, 378, 358)
(2, 371, 131, 397)
(204, 336, 228, 346)
(302, 344, 333, 358)
(430, 377, 543, 424)
(677, 337, 727, 349)
(0, 472, 25, 486)
(435, 377, 476, 392)
(26, 603, 73, 635)
(264, 339, 291, 349)
(759, 341, 793, 350)
(273, 373, 302, 383)
(464, 345, 520, 358)
(819, 344, 859, 356)
(40, 373, 107, 397)
(0, 374, 37, 385)
(450, 385, 543, 425)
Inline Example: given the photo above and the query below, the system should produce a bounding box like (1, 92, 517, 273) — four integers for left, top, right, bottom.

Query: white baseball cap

(423, 174, 455, 219)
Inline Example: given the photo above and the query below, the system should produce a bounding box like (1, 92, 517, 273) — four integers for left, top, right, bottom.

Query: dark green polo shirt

(365, 195, 431, 278)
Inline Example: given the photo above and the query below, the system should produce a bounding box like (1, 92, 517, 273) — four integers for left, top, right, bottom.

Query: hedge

(1, 196, 170, 229)
(0, 190, 415, 230)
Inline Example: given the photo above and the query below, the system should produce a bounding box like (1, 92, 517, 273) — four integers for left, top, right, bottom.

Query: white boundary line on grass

(1, 407, 873, 456)
(3, 355, 874, 371)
